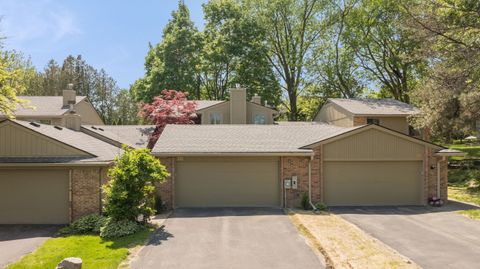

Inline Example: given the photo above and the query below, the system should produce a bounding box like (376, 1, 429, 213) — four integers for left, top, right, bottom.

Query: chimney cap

(235, 83, 241, 89)
(68, 83, 74, 90)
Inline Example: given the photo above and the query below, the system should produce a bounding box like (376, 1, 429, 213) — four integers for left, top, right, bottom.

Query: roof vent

(54, 125, 63, 130)
(98, 128, 104, 131)
(91, 126, 98, 130)
(29, 122, 40, 127)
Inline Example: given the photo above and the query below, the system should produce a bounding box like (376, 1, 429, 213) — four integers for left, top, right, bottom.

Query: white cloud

(0, 0, 81, 46)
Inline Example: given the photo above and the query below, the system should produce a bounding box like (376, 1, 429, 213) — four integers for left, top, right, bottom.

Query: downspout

(308, 156, 317, 211)
(437, 157, 445, 199)
(69, 169, 73, 223)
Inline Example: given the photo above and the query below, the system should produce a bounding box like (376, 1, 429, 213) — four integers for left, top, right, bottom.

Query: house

(314, 98, 419, 135)
(0, 86, 464, 224)
(0, 85, 104, 126)
(194, 87, 279, 124)
(151, 123, 456, 209)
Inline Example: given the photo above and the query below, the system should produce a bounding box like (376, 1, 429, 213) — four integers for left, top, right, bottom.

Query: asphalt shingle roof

(152, 123, 360, 155)
(195, 100, 226, 111)
(13, 120, 121, 162)
(329, 98, 419, 116)
(11, 96, 86, 117)
(83, 125, 155, 148)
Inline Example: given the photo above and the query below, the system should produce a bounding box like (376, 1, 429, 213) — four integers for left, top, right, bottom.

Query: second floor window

(254, 114, 266, 124)
(367, 118, 380, 125)
(210, 112, 223, 124)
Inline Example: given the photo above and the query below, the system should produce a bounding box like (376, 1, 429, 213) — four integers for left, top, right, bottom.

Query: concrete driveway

(332, 201, 480, 269)
(132, 208, 324, 269)
(0, 225, 59, 267)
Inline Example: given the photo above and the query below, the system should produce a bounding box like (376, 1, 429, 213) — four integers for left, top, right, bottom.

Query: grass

(448, 144, 480, 161)
(287, 209, 418, 269)
(6, 228, 153, 269)
(448, 168, 480, 220)
(458, 209, 480, 220)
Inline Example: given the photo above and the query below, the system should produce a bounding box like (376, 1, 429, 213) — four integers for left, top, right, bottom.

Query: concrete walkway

(132, 208, 324, 269)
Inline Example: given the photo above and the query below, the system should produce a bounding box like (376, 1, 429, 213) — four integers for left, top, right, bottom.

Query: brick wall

(71, 168, 102, 221)
(281, 148, 321, 208)
(156, 157, 174, 209)
(425, 148, 448, 202)
(353, 116, 367, 126)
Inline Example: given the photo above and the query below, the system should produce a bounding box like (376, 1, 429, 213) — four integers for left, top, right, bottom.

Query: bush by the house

(99, 218, 143, 238)
(315, 202, 328, 211)
(301, 193, 312, 210)
(103, 146, 169, 222)
(155, 194, 166, 214)
(59, 214, 107, 235)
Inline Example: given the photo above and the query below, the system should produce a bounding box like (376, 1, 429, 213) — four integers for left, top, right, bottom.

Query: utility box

(284, 178, 292, 189)
(291, 176, 298, 189)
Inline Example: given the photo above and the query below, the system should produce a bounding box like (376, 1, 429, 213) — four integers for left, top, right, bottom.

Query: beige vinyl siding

(0, 169, 70, 224)
(175, 157, 280, 207)
(74, 100, 104, 125)
(377, 117, 409, 134)
(0, 122, 89, 157)
(323, 128, 424, 161)
(324, 161, 423, 206)
(247, 103, 275, 124)
(200, 102, 231, 124)
(315, 103, 353, 127)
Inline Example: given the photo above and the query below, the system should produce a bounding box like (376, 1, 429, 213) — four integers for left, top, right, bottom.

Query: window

(209, 112, 223, 124)
(254, 114, 266, 124)
(366, 118, 380, 125)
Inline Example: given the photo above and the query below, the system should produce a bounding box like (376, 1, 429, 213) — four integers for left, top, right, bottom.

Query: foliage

(132, 2, 202, 102)
(6, 228, 153, 269)
(155, 194, 166, 214)
(448, 144, 480, 161)
(0, 48, 29, 117)
(111, 88, 140, 125)
(103, 146, 169, 222)
(301, 192, 312, 210)
(458, 209, 480, 220)
(60, 214, 107, 235)
(140, 90, 197, 148)
(314, 202, 328, 211)
(99, 218, 143, 238)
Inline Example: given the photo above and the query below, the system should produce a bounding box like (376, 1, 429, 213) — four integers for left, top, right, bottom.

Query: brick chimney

(229, 84, 247, 124)
(251, 94, 261, 105)
(63, 83, 76, 107)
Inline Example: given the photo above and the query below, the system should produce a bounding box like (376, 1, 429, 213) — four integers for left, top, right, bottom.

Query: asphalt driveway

(332, 201, 480, 269)
(132, 208, 324, 269)
(0, 225, 59, 267)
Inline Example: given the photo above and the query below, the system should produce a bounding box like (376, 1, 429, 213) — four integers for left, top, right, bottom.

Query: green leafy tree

(103, 147, 169, 222)
(246, 0, 325, 120)
(200, 0, 281, 105)
(111, 88, 139, 125)
(133, 2, 202, 102)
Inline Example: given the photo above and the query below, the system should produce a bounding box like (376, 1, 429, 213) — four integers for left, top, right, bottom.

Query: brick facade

(425, 148, 448, 202)
(353, 116, 367, 126)
(71, 167, 104, 221)
(156, 157, 175, 209)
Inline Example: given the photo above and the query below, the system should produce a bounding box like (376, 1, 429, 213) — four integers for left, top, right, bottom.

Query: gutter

(308, 156, 317, 211)
(152, 152, 314, 157)
(0, 162, 112, 167)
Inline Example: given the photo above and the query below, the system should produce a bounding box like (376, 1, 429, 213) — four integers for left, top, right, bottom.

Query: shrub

(155, 195, 166, 214)
(301, 193, 312, 210)
(103, 146, 170, 222)
(315, 202, 328, 211)
(59, 214, 107, 235)
(100, 218, 142, 238)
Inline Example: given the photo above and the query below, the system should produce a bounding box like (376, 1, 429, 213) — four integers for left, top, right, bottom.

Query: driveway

(132, 208, 324, 269)
(332, 201, 480, 269)
(0, 225, 59, 267)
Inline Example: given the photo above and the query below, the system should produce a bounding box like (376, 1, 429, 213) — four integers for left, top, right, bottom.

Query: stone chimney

(63, 83, 77, 107)
(64, 111, 82, 131)
(229, 84, 247, 124)
(251, 94, 261, 105)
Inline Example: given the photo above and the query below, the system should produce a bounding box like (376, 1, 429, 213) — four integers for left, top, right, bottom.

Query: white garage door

(175, 157, 280, 207)
(0, 169, 70, 224)
(324, 161, 423, 206)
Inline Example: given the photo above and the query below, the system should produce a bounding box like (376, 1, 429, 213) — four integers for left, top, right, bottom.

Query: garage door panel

(0, 170, 69, 224)
(176, 158, 280, 207)
(324, 161, 423, 206)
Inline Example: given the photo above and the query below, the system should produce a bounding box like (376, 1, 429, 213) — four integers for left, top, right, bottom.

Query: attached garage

(321, 128, 426, 206)
(175, 157, 280, 207)
(0, 169, 70, 224)
(324, 161, 423, 206)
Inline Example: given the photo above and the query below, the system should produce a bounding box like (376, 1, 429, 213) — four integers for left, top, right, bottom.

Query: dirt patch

(287, 209, 419, 269)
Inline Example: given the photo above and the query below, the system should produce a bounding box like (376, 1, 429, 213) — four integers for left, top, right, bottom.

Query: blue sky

(0, 0, 207, 89)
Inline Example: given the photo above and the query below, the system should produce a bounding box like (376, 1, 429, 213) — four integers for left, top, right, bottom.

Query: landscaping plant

(101, 146, 169, 237)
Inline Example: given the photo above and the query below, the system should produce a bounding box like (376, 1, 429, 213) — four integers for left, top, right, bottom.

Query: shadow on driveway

(0, 225, 60, 267)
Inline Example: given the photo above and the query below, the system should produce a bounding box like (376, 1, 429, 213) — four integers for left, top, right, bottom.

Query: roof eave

(152, 151, 313, 157)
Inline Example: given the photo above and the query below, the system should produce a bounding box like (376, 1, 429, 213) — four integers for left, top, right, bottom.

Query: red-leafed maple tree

(140, 90, 197, 148)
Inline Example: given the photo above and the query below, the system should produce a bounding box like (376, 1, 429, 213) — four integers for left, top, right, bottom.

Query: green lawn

(448, 144, 480, 161)
(6, 228, 153, 269)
